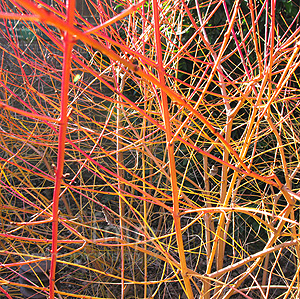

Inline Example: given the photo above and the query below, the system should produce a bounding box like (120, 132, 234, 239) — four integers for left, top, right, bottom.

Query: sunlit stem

(152, 0, 194, 297)
(49, 0, 75, 298)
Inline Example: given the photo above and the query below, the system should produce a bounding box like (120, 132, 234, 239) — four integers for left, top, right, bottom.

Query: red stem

(49, 0, 75, 298)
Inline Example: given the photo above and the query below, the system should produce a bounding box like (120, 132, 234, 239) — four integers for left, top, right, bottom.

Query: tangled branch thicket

(1, 0, 300, 298)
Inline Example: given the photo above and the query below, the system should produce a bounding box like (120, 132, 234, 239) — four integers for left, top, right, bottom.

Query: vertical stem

(152, 0, 193, 298)
(142, 6, 148, 298)
(49, 0, 75, 298)
(142, 109, 148, 299)
(115, 66, 127, 298)
(202, 155, 211, 298)
(117, 100, 125, 298)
